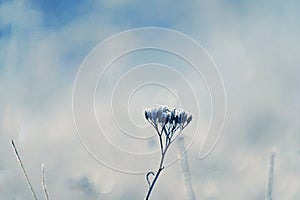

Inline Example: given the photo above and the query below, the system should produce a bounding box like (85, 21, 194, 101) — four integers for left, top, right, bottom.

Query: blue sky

(1, 0, 300, 199)
(28, 0, 190, 28)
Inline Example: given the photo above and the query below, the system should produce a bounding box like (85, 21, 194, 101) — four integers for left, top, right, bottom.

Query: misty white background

(1, 0, 300, 199)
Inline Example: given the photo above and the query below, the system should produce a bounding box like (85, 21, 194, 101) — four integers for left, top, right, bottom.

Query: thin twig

(176, 136, 195, 200)
(266, 148, 277, 200)
(145, 126, 172, 200)
(145, 145, 168, 200)
(11, 140, 39, 200)
(41, 163, 50, 200)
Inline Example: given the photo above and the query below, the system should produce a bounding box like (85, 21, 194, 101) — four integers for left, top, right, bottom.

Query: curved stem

(145, 153, 165, 199)
(145, 144, 170, 200)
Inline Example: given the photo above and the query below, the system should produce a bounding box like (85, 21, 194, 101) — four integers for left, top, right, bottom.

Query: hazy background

(1, 0, 300, 199)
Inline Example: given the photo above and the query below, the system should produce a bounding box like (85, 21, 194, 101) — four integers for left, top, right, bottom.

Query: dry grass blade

(11, 140, 39, 200)
(176, 136, 195, 200)
(41, 163, 50, 200)
(266, 148, 277, 200)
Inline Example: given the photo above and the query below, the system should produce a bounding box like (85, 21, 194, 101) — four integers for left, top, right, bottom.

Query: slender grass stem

(145, 154, 165, 200)
(176, 136, 195, 200)
(145, 144, 170, 200)
(11, 140, 39, 200)
(266, 149, 276, 200)
(41, 163, 50, 200)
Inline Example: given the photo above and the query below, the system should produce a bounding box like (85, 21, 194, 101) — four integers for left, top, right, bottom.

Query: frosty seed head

(144, 105, 192, 130)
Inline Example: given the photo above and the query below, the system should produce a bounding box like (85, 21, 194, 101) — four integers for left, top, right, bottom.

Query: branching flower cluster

(145, 105, 192, 149)
(144, 105, 192, 200)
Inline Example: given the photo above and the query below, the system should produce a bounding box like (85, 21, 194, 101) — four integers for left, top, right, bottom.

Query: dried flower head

(144, 105, 192, 142)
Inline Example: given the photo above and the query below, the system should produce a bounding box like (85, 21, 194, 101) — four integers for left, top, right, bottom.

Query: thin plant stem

(145, 128, 171, 200)
(176, 136, 195, 200)
(11, 140, 39, 200)
(145, 153, 165, 200)
(145, 144, 169, 200)
(266, 149, 276, 200)
(41, 163, 50, 200)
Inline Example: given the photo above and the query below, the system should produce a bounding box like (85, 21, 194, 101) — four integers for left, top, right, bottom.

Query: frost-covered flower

(144, 105, 192, 142)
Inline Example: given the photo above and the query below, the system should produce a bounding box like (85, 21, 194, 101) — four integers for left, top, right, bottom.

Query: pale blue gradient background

(1, 0, 300, 199)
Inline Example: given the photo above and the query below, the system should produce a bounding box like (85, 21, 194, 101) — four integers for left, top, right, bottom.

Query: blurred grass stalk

(176, 136, 195, 200)
(41, 163, 50, 200)
(266, 148, 277, 200)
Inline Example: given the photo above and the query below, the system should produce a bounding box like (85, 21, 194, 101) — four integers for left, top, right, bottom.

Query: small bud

(159, 112, 167, 124)
(162, 105, 169, 112)
(147, 110, 152, 120)
(157, 107, 163, 120)
(174, 115, 179, 124)
(171, 108, 176, 118)
(179, 110, 185, 123)
(166, 112, 171, 123)
(168, 112, 173, 123)
(144, 110, 149, 120)
(186, 114, 192, 125)
(152, 108, 158, 122)
(182, 112, 187, 123)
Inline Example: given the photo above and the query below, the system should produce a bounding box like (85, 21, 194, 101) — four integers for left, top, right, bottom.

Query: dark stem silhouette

(11, 140, 39, 200)
(145, 142, 170, 200)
